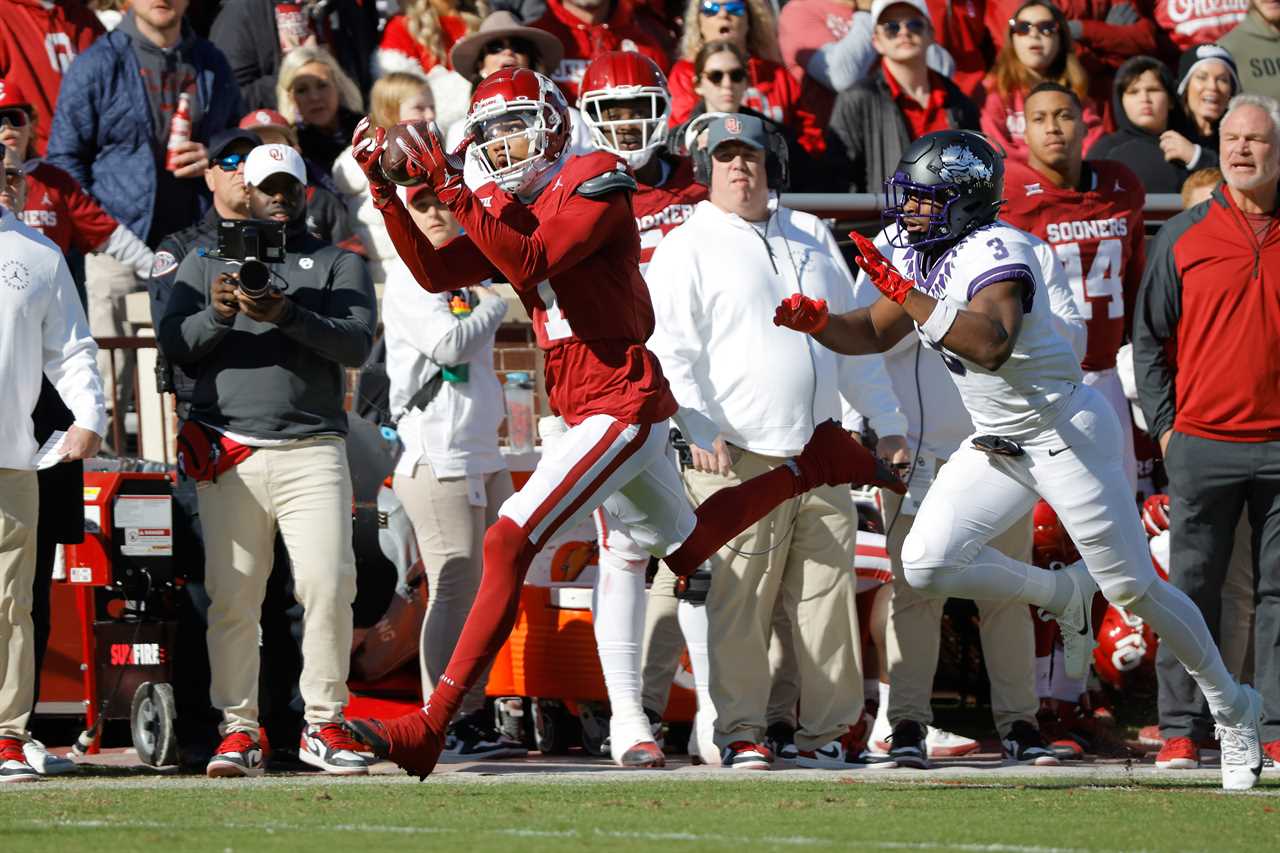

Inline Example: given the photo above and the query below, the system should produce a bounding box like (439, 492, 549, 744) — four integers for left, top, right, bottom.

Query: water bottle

(503, 372, 535, 454)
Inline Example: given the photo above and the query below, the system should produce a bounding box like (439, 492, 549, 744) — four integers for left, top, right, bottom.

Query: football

(380, 120, 431, 187)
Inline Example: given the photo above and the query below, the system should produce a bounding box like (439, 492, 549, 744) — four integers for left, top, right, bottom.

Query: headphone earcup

(693, 147, 711, 186)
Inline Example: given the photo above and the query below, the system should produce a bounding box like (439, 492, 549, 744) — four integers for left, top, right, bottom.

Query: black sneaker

(445, 708, 528, 759)
(1002, 721, 1061, 766)
(887, 720, 929, 769)
(764, 722, 798, 763)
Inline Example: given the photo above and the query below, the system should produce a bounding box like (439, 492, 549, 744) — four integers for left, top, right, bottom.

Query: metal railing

(95, 336, 177, 465)
(782, 193, 1187, 229)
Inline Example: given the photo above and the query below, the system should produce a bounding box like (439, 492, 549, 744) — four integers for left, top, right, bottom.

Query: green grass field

(4, 776, 1279, 853)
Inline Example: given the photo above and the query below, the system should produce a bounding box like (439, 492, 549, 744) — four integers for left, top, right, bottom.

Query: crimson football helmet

(463, 67, 571, 195)
(1093, 604, 1158, 690)
(1032, 500, 1080, 569)
(578, 51, 670, 170)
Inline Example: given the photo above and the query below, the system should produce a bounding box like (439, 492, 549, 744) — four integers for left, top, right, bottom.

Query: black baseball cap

(208, 128, 262, 161)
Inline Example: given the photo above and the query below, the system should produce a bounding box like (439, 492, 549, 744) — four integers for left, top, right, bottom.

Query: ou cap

(704, 112, 770, 158)
(244, 143, 306, 187)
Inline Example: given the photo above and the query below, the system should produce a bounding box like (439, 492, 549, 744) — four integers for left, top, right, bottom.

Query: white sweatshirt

(383, 258, 508, 479)
(0, 209, 106, 469)
(646, 200, 906, 458)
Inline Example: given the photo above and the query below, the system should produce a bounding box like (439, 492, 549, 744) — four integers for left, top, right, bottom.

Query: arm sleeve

(1133, 224, 1182, 440)
(276, 251, 377, 367)
(147, 236, 183, 335)
(53, 173, 119, 254)
(805, 12, 875, 92)
(158, 255, 235, 364)
(422, 295, 509, 366)
(1035, 239, 1088, 363)
(644, 237, 710, 415)
(447, 185, 633, 292)
(380, 196, 495, 293)
(42, 255, 107, 436)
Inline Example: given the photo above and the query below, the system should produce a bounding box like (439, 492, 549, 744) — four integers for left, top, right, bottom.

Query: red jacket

(532, 0, 670, 102)
(1134, 186, 1280, 442)
(925, 0, 991, 100)
(984, 0, 1159, 75)
(17, 161, 118, 254)
(0, 0, 103, 154)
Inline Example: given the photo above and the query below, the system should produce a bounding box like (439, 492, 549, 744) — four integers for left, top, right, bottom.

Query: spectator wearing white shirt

(0, 148, 106, 784)
(853, 222, 1086, 768)
(382, 183, 525, 760)
(646, 113, 908, 770)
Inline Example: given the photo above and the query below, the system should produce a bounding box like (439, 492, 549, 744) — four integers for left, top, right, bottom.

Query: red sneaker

(347, 709, 443, 780)
(0, 738, 38, 783)
(793, 420, 905, 494)
(1155, 736, 1200, 769)
(1138, 724, 1163, 746)
(206, 731, 265, 778)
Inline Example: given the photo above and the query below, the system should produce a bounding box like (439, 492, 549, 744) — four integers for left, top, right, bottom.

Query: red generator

(43, 471, 182, 766)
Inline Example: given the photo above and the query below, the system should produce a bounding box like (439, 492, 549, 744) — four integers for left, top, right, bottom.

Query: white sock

(878, 680, 890, 710)
(1048, 646, 1088, 703)
(592, 547, 649, 741)
(678, 598, 719, 765)
(1127, 580, 1248, 724)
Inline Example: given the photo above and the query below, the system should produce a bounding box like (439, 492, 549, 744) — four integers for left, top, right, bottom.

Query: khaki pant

(691, 449, 862, 752)
(0, 470, 38, 739)
(199, 438, 357, 734)
(84, 253, 141, 413)
(393, 464, 514, 717)
(883, 489, 1037, 737)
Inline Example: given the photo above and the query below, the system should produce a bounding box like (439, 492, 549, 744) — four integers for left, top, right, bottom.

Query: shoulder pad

(576, 169, 638, 198)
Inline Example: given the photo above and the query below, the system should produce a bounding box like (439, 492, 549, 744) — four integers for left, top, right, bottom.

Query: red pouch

(176, 420, 255, 481)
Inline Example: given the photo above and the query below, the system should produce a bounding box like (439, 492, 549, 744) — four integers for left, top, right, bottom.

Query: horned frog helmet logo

(937, 144, 992, 186)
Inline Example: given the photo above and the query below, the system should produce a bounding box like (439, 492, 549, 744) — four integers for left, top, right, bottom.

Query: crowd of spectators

(0, 0, 1278, 779)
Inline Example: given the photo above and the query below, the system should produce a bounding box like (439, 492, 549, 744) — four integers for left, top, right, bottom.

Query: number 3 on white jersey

(1056, 239, 1123, 320)
(536, 280, 574, 341)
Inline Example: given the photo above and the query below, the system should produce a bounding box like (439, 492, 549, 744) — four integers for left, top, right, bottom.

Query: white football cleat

(1052, 560, 1098, 680)
(1217, 685, 1263, 792)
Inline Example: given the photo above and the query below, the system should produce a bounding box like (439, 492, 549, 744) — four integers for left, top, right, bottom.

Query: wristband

(918, 301, 957, 344)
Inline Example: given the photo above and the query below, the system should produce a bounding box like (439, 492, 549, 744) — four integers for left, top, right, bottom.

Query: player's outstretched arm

(381, 202, 494, 293)
(900, 282, 1025, 371)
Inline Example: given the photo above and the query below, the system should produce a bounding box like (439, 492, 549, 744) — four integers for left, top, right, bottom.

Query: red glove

(1141, 493, 1170, 537)
(395, 121, 469, 206)
(351, 116, 396, 209)
(849, 231, 914, 304)
(774, 293, 829, 334)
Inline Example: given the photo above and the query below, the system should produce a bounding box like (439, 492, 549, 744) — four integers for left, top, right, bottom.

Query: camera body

(217, 219, 287, 298)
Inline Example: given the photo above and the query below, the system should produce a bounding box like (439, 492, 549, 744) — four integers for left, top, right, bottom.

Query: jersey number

(536, 280, 574, 341)
(1056, 240, 1124, 321)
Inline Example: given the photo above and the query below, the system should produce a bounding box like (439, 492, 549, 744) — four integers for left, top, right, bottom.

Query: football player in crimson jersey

(343, 67, 901, 779)
(1002, 81, 1146, 493)
(576, 51, 715, 767)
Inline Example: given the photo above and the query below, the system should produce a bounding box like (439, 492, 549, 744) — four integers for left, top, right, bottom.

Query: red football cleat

(616, 740, 666, 768)
(793, 420, 906, 494)
(346, 710, 444, 780)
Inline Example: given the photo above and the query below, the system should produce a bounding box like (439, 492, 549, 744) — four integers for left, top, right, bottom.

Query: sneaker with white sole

(22, 739, 76, 776)
(299, 723, 371, 775)
(1217, 685, 1263, 791)
(796, 721, 874, 770)
(0, 738, 39, 783)
(721, 741, 774, 770)
(764, 722, 799, 763)
(445, 708, 528, 760)
(1050, 560, 1098, 681)
(1001, 721, 1061, 766)
(925, 726, 980, 758)
(206, 731, 265, 778)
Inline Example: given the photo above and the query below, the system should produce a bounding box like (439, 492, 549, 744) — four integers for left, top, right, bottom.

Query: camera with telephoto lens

(215, 219, 287, 298)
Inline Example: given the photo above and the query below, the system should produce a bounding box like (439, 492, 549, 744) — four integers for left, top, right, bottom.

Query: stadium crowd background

(0, 0, 1278, 778)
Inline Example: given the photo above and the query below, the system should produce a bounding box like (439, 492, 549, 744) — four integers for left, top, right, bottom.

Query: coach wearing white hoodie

(646, 114, 908, 770)
(0, 148, 105, 783)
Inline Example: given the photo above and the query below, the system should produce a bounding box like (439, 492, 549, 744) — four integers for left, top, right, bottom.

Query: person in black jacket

(1088, 56, 1202, 195)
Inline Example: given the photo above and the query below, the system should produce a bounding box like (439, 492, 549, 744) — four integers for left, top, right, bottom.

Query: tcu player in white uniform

(773, 130, 1265, 791)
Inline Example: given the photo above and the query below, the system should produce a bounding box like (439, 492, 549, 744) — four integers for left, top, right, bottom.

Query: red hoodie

(532, 0, 671, 102)
(1153, 0, 1249, 52)
(0, 0, 103, 154)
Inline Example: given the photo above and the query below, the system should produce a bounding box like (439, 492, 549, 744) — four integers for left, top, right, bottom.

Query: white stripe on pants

(199, 438, 357, 734)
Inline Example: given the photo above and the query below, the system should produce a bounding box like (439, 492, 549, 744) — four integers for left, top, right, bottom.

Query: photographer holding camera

(158, 143, 377, 778)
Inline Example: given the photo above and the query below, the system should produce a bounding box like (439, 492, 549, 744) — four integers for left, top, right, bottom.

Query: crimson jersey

(386, 150, 677, 427)
(17, 161, 117, 254)
(1002, 159, 1146, 371)
(0, 0, 103, 154)
(633, 155, 705, 273)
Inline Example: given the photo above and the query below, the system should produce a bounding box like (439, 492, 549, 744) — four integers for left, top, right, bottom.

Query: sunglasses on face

(879, 17, 929, 38)
(484, 37, 533, 56)
(701, 1, 746, 17)
(1010, 19, 1059, 37)
(214, 152, 250, 171)
(0, 108, 31, 129)
(703, 68, 747, 85)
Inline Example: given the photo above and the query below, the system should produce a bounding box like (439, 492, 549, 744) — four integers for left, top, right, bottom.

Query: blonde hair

(678, 0, 782, 65)
(403, 0, 486, 67)
(370, 72, 435, 130)
(276, 46, 364, 125)
(1181, 167, 1222, 208)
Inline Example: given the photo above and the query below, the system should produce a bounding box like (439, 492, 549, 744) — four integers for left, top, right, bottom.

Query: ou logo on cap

(269, 147, 284, 161)
(256, 111, 271, 123)
(725, 116, 741, 135)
